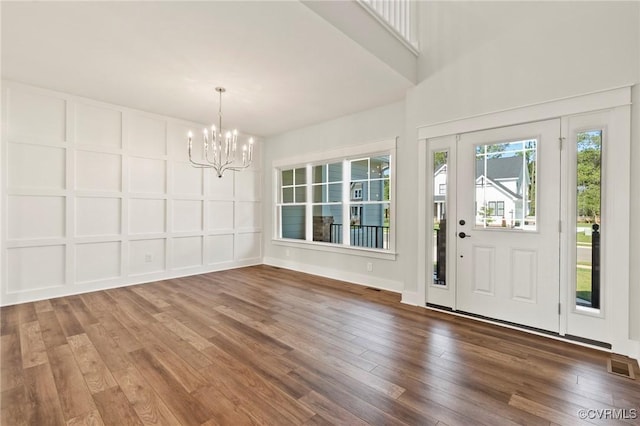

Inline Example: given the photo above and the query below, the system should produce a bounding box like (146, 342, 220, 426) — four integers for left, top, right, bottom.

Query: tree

(576, 131, 601, 222)
(434, 151, 448, 170)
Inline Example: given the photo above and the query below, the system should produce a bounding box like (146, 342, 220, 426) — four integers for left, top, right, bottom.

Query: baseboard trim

(263, 256, 403, 293)
(1, 258, 262, 307)
(401, 290, 420, 306)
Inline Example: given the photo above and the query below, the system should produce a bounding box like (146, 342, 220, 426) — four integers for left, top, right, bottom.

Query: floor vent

(607, 358, 636, 379)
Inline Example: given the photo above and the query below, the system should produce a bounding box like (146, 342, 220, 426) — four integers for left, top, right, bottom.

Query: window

(475, 139, 537, 230)
(349, 156, 390, 249)
(433, 150, 448, 286)
(575, 130, 602, 310)
(279, 167, 306, 240)
(312, 162, 343, 243)
(274, 140, 395, 253)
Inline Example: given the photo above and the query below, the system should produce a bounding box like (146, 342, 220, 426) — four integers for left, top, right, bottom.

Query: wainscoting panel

(7, 89, 66, 144)
(129, 239, 166, 276)
(208, 201, 234, 231)
(76, 241, 121, 283)
(172, 236, 203, 269)
(1, 81, 263, 305)
(206, 234, 235, 264)
(129, 157, 166, 194)
(8, 143, 66, 189)
(172, 200, 203, 233)
(75, 102, 122, 148)
(75, 150, 122, 192)
(8, 195, 66, 240)
(7, 245, 66, 293)
(173, 162, 203, 196)
(128, 113, 166, 157)
(75, 197, 122, 237)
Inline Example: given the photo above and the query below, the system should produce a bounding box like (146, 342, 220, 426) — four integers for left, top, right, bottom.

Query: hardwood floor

(1, 265, 639, 425)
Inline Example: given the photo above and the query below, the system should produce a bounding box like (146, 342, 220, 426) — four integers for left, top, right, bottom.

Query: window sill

(272, 238, 397, 260)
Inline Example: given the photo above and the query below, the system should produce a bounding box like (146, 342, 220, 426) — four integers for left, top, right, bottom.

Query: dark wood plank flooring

(1, 265, 639, 425)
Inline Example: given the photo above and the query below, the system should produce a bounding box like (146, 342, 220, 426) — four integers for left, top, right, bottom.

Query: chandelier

(188, 87, 254, 178)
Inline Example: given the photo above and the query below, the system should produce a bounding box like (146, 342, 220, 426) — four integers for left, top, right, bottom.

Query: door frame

(414, 86, 633, 357)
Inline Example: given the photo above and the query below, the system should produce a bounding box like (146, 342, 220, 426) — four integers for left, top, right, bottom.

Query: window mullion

(342, 159, 351, 245)
(305, 164, 313, 241)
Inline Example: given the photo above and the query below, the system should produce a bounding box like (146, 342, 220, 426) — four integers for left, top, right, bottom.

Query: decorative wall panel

(75, 102, 122, 148)
(129, 157, 166, 194)
(8, 195, 65, 240)
(76, 242, 121, 283)
(208, 201, 234, 231)
(8, 89, 66, 143)
(128, 114, 166, 157)
(7, 245, 65, 293)
(172, 236, 203, 269)
(8, 143, 66, 190)
(76, 150, 122, 192)
(75, 197, 121, 237)
(207, 234, 234, 264)
(129, 239, 166, 276)
(129, 199, 166, 235)
(1, 82, 262, 305)
(172, 200, 203, 233)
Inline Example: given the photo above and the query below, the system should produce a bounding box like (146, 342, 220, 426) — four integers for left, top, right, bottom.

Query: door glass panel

(433, 151, 448, 286)
(575, 130, 602, 310)
(474, 139, 537, 230)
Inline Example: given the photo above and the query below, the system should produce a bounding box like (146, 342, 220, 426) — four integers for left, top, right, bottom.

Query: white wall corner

(401, 290, 421, 306)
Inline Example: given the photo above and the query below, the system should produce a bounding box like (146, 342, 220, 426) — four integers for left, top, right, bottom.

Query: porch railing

(329, 224, 389, 249)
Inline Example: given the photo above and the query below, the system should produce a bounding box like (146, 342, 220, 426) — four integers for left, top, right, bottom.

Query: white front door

(456, 119, 561, 332)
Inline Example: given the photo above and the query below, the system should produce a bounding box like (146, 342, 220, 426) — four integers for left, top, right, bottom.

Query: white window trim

(272, 138, 397, 258)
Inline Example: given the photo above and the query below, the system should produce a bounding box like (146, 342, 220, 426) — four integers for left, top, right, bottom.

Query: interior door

(456, 119, 561, 332)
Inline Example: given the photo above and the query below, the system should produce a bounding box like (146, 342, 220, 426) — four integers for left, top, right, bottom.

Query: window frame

(272, 138, 397, 259)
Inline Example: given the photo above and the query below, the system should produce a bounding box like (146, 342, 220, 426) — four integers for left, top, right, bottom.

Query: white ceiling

(1, 1, 413, 137)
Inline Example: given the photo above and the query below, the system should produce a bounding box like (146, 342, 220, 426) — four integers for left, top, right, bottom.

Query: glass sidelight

(433, 150, 448, 285)
(575, 130, 602, 310)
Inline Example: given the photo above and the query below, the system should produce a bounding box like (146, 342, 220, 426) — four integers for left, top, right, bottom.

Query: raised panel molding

(76, 242, 121, 283)
(472, 245, 495, 296)
(75, 102, 122, 148)
(128, 113, 167, 157)
(76, 150, 122, 192)
(2, 81, 263, 306)
(8, 143, 66, 190)
(7, 88, 66, 144)
(511, 249, 537, 303)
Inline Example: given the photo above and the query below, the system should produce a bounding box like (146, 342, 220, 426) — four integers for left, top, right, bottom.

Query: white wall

(262, 101, 407, 292)
(1, 81, 262, 306)
(630, 5, 640, 345)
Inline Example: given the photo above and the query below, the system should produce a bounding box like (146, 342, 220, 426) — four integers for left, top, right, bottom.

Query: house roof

(475, 156, 524, 181)
(475, 156, 526, 200)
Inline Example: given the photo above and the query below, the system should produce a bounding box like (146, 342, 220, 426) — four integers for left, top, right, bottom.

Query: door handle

(459, 232, 471, 239)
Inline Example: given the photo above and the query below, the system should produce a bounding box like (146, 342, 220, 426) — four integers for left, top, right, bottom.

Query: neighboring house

(434, 156, 530, 227)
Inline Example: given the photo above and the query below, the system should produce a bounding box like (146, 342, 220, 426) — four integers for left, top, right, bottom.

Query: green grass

(577, 232, 592, 244)
(576, 267, 592, 303)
